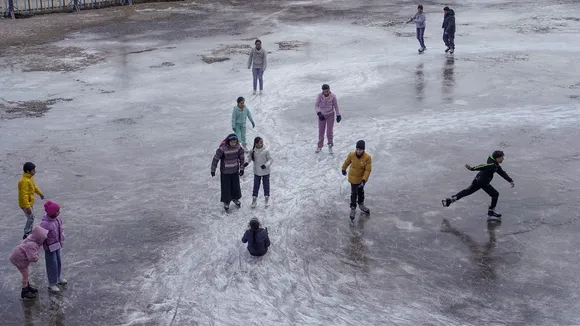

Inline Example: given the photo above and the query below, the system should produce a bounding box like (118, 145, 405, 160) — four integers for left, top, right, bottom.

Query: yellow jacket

(18, 173, 43, 208)
(342, 152, 372, 185)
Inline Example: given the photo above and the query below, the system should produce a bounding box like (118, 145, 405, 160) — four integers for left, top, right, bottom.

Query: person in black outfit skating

(442, 151, 515, 221)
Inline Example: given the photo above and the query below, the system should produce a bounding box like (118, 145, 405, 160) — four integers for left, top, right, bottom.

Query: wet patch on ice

(109, 117, 140, 125)
(276, 40, 308, 50)
(0, 97, 72, 120)
(150, 62, 175, 68)
(128, 47, 158, 54)
(201, 44, 251, 64)
(393, 31, 416, 38)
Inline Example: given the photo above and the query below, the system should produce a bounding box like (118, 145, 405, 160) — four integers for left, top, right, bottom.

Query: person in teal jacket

(232, 96, 255, 147)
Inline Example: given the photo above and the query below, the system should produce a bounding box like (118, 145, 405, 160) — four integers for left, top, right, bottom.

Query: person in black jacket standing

(442, 6, 456, 54)
(442, 151, 515, 221)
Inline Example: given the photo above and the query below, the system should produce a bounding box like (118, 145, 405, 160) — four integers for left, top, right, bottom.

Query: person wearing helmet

(315, 84, 342, 153)
(442, 150, 515, 222)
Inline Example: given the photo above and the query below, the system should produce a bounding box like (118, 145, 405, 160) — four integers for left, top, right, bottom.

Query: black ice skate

(349, 208, 356, 220)
(224, 203, 230, 211)
(358, 204, 370, 214)
(487, 209, 502, 222)
(27, 284, 38, 294)
(233, 199, 241, 208)
(21, 287, 37, 299)
(441, 197, 456, 207)
(445, 47, 450, 53)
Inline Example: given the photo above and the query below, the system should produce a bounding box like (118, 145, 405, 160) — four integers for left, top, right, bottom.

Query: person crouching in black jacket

(442, 151, 515, 222)
(242, 218, 271, 256)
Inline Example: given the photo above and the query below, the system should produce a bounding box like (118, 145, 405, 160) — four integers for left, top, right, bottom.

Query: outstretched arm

(497, 165, 514, 184)
(466, 163, 495, 172)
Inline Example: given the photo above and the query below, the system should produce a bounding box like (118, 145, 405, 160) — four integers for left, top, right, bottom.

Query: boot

(349, 208, 356, 220)
(26, 283, 38, 294)
(358, 204, 370, 214)
(21, 287, 37, 299)
(328, 145, 333, 154)
(224, 202, 230, 211)
(315, 147, 322, 153)
(251, 196, 257, 208)
(265, 196, 270, 207)
(233, 199, 241, 208)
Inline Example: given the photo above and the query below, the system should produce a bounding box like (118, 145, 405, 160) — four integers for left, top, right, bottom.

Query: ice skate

(358, 204, 370, 214)
(224, 203, 230, 211)
(259, 90, 263, 95)
(328, 144, 333, 154)
(57, 278, 68, 285)
(487, 209, 502, 222)
(449, 48, 454, 54)
(251, 196, 257, 208)
(315, 147, 322, 153)
(27, 284, 38, 294)
(349, 208, 356, 220)
(441, 196, 456, 207)
(233, 199, 241, 208)
(418, 47, 426, 53)
(48, 285, 60, 293)
(265, 196, 270, 207)
(252, 90, 256, 95)
(21, 287, 37, 299)
(445, 47, 450, 53)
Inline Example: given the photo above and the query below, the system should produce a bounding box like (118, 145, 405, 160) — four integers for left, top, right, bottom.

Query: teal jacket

(232, 106, 255, 129)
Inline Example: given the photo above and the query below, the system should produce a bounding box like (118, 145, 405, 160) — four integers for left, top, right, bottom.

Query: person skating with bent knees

(40, 201, 68, 293)
(442, 150, 515, 222)
(9, 225, 48, 299)
(242, 218, 271, 257)
(211, 134, 245, 211)
(243, 136, 273, 208)
(342, 140, 372, 220)
(315, 84, 342, 154)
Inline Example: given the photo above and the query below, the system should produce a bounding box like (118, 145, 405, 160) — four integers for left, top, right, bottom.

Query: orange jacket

(341, 152, 372, 184)
(18, 173, 43, 208)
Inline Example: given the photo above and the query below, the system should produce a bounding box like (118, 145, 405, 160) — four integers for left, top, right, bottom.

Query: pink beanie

(44, 201, 60, 216)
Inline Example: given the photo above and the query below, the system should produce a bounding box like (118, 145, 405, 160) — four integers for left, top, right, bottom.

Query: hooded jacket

(247, 47, 267, 70)
(442, 9, 456, 35)
(9, 226, 48, 269)
(412, 12, 426, 28)
(18, 172, 43, 209)
(40, 212, 65, 252)
(315, 92, 341, 116)
(242, 228, 270, 256)
(342, 151, 372, 185)
(469, 155, 513, 185)
(212, 141, 245, 175)
(246, 146, 273, 177)
(232, 106, 255, 129)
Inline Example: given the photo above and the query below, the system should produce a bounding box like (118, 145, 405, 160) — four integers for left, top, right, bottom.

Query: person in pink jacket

(40, 201, 67, 293)
(9, 225, 48, 299)
(315, 84, 342, 153)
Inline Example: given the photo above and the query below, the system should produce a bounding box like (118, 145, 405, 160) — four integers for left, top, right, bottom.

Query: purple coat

(9, 226, 48, 269)
(40, 214, 65, 252)
(211, 143, 245, 175)
(315, 91, 340, 116)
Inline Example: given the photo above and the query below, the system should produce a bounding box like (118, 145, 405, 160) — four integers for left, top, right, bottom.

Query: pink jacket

(315, 92, 340, 116)
(9, 226, 48, 269)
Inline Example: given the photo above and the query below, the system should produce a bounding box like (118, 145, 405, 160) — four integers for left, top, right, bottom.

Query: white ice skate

(251, 196, 257, 209)
(48, 285, 60, 293)
(57, 278, 68, 285)
(265, 196, 270, 207)
(328, 144, 333, 154)
(349, 208, 356, 220)
(259, 90, 263, 95)
(315, 147, 322, 153)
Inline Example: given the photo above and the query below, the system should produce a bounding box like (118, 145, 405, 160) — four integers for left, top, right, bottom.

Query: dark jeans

(220, 173, 241, 203)
(443, 33, 455, 49)
(455, 180, 499, 209)
(252, 174, 270, 197)
(350, 183, 365, 209)
(416, 28, 426, 48)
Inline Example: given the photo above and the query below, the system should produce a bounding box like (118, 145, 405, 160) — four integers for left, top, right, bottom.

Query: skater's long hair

(249, 218, 260, 243)
(251, 137, 262, 161)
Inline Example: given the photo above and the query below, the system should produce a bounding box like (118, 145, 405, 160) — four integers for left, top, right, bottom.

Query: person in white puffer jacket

(244, 136, 273, 208)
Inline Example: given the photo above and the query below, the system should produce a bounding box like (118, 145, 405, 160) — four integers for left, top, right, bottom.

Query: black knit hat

(356, 140, 365, 150)
(491, 150, 504, 159)
(418, 5, 423, 9)
(443, 6, 450, 11)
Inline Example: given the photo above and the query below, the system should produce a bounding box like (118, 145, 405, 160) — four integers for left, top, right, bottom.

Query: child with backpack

(243, 137, 273, 208)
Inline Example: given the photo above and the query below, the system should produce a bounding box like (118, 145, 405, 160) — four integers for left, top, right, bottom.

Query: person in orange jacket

(18, 162, 44, 239)
(341, 140, 372, 220)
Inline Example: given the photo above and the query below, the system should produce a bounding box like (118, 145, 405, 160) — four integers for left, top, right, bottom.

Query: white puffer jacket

(246, 146, 273, 176)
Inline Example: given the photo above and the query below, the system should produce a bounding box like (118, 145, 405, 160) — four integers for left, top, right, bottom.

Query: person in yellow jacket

(18, 162, 44, 239)
(341, 140, 372, 220)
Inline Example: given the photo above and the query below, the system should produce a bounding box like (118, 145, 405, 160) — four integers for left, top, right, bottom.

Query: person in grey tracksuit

(408, 5, 427, 52)
(247, 39, 268, 94)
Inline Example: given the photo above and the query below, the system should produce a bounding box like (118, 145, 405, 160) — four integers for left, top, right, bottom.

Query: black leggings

(455, 180, 499, 209)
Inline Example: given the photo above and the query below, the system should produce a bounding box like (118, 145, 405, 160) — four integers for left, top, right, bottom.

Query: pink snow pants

(317, 113, 335, 148)
(18, 266, 29, 288)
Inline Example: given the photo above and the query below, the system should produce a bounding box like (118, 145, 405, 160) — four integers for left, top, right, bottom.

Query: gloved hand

(211, 172, 215, 177)
(261, 165, 267, 169)
(243, 162, 249, 168)
(252, 122, 255, 128)
(317, 112, 325, 121)
(239, 170, 244, 177)
(510, 182, 515, 188)
(336, 115, 342, 123)
(342, 170, 347, 176)
(358, 181, 366, 189)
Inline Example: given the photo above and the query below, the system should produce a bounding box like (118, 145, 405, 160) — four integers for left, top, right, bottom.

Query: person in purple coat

(40, 201, 67, 293)
(315, 84, 342, 154)
(211, 134, 246, 211)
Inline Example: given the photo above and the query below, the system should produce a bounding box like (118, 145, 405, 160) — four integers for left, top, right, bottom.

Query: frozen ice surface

(1, 0, 580, 325)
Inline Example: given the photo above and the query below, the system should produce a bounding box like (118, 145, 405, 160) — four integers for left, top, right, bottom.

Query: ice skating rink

(1, 0, 580, 325)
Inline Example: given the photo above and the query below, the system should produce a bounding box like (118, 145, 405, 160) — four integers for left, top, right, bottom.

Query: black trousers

(350, 183, 365, 209)
(220, 173, 241, 203)
(455, 180, 499, 209)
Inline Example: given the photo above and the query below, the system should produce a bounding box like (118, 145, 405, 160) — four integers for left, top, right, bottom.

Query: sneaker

(251, 196, 257, 209)
(349, 208, 356, 220)
(57, 278, 68, 285)
(358, 204, 370, 214)
(328, 145, 333, 154)
(27, 283, 38, 294)
(265, 196, 270, 207)
(233, 199, 241, 208)
(21, 287, 37, 299)
(48, 285, 60, 293)
(315, 147, 322, 153)
(449, 48, 454, 54)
